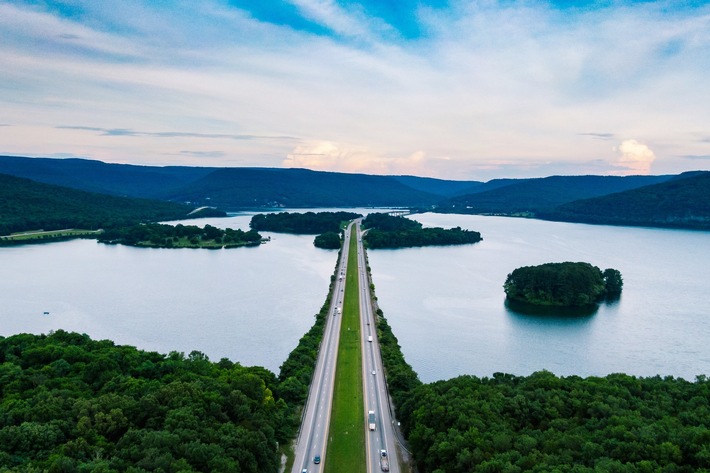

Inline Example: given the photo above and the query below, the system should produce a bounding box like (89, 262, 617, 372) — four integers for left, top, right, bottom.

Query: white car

(372, 370, 376, 375)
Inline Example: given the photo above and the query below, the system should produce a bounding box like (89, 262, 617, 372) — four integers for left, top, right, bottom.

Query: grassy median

(324, 226, 366, 473)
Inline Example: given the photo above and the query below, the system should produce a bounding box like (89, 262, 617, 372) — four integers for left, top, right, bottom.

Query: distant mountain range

(0, 172, 219, 235)
(1, 155, 708, 231)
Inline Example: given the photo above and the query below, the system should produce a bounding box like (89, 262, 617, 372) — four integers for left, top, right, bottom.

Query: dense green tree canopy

(504, 262, 623, 307)
(313, 231, 342, 249)
(98, 223, 263, 249)
(0, 173, 223, 236)
(249, 211, 361, 234)
(398, 371, 710, 473)
(362, 213, 482, 249)
(0, 331, 294, 472)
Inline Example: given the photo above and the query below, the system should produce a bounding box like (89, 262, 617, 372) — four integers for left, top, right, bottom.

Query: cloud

(613, 139, 656, 175)
(179, 150, 226, 158)
(283, 141, 440, 176)
(680, 154, 710, 160)
(2, 1, 710, 177)
(56, 126, 297, 142)
(579, 132, 615, 140)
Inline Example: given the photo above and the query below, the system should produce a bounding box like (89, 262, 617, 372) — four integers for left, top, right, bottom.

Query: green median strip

(325, 225, 366, 473)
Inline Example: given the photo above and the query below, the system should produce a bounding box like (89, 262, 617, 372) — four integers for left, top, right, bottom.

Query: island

(97, 223, 264, 249)
(250, 211, 362, 249)
(503, 262, 623, 307)
(249, 211, 362, 234)
(362, 212, 482, 249)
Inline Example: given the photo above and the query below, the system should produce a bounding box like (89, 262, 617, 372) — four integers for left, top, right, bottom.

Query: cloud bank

(0, 1, 709, 179)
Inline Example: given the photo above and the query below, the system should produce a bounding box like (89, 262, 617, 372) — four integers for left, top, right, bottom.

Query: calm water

(367, 214, 710, 382)
(0, 212, 344, 372)
(2, 212, 709, 382)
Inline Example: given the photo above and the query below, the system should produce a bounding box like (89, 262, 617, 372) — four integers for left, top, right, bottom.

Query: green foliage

(0, 174, 223, 236)
(542, 172, 710, 230)
(97, 223, 262, 249)
(437, 175, 673, 215)
(504, 262, 622, 307)
(398, 371, 710, 473)
(362, 213, 482, 249)
(250, 211, 361, 234)
(0, 331, 292, 472)
(313, 232, 342, 249)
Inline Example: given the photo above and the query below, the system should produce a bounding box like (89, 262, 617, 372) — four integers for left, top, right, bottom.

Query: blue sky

(1, 0, 709, 180)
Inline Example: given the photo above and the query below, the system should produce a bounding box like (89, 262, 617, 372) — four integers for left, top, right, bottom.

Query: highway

(356, 221, 400, 473)
(291, 222, 352, 473)
(292, 220, 400, 473)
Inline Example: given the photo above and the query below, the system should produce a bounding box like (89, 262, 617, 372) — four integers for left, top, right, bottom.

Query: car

(313, 455, 320, 464)
(372, 370, 376, 375)
(302, 469, 308, 473)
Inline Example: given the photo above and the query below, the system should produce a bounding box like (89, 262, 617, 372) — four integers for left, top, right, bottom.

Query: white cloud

(1, 1, 710, 178)
(613, 139, 656, 175)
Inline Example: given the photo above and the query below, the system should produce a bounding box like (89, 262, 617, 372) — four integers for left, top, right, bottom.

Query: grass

(324, 225, 366, 473)
(1, 229, 101, 241)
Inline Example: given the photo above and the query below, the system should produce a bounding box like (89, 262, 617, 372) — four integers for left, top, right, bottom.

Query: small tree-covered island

(504, 262, 623, 307)
(98, 223, 264, 249)
(362, 212, 482, 249)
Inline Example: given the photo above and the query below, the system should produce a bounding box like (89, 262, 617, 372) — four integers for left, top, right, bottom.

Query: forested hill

(437, 174, 673, 215)
(0, 173, 218, 235)
(159, 167, 441, 209)
(541, 171, 710, 229)
(0, 156, 444, 208)
(0, 155, 214, 199)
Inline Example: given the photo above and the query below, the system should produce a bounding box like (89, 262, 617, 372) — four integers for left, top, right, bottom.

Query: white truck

(368, 410, 376, 431)
(380, 450, 389, 471)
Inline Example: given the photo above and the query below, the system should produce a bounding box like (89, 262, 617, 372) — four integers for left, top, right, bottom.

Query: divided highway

(356, 222, 400, 473)
(292, 220, 401, 473)
(291, 223, 352, 473)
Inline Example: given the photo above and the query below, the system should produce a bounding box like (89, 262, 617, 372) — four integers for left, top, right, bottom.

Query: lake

(2, 211, 709, 382)
(367, 213, 710, 382)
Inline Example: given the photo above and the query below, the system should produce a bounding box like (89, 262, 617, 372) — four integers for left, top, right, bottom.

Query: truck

(368, 410, 376, 431)
(380, 450, 389, 471)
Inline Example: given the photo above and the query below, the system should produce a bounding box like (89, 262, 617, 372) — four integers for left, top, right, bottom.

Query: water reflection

(504, 298, 599, 318)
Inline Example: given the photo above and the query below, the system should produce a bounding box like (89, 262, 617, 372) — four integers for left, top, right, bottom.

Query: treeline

(313, 232, 342, 249)
(277, 255, 343, 406)
(362, 213, 482, 249)
(249, 211, 361, 234)
(0, 173, 223, 236)
(504, 262, 622, 307)
(542, 172, 710, 230)
(398, 371, 710, 473)
(0, 330, 295, 472)
(98, 223, 263, 249)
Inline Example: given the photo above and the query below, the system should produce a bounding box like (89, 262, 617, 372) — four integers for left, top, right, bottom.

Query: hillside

(438, 175, 674, 215)
(0, 173, 218, 235)
(541, 171, 710, 229)
(0, 155, 214, 198)
(391, 175, 482, 197)
(160, 167, 441, 209)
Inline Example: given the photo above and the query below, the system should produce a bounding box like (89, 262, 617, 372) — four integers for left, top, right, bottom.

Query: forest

(97, 223, 263, 249)
(362, 212, 482, 249)
(504, 262, 622, 307)
(541, 172, 710, 230)
(397, 371, 710, 473)
(0, 330, 297, 472)
(313, 231, 342, 249)
(249, 211, 361, 234)
(0, 173, 223, 236)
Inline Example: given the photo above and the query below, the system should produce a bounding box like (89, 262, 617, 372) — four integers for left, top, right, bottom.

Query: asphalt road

(291, 222, 352, 473)
(356, 222, 400, 473)
(292, 220, 401, 473)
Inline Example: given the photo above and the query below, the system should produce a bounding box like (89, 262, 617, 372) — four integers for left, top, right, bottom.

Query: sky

(1, 0, 709, 181)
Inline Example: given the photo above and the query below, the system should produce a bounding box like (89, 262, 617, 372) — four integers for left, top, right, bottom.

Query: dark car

(314, 455, 321, 464)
